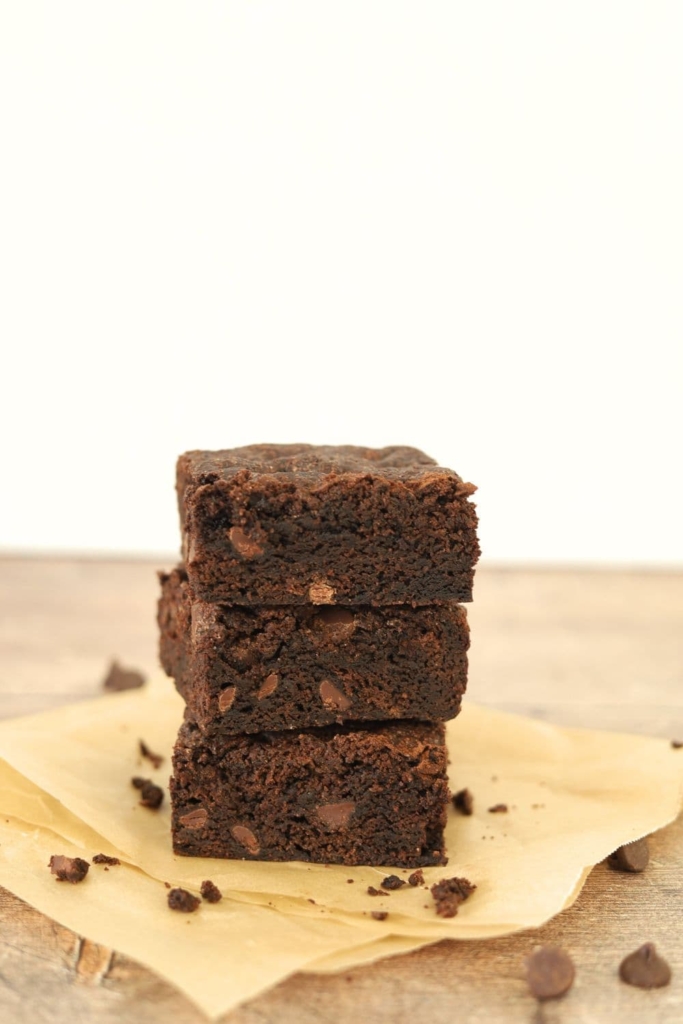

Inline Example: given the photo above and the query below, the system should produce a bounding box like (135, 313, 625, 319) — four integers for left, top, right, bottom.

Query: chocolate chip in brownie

(200, 880, 222, 903)
(231, 824, 260, 855)
(168, 888, 201, 913)
(92, 854, 120, 866)
(139, 739, 164, 769)
(102, 660, 146, 692)
(408, 869, 424, 887)
(319, 680, 352, 712)
(488, 803, 508, 813)
(229, 526, 265, 559)
(371, 911, 388, 921)
(218, 687, 237, 713)
(430, 876, 476, 917)
(313, 608, 356, 642)
(619, 943, 671, 989)
(525, 946, 576, 1000)
(131, 777, 164, 809)
(608, 838, 649, 873)
(316, 801, 355, 829)
(179, 807, 208, 829)
(381, 874, 406, 890)
(49, 855, 89, 883)
(452, 788, 474, 815)
(257, 673, 279, 700)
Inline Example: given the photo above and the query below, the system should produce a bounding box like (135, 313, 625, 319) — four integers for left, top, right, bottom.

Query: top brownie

(177, 444, 479, 606)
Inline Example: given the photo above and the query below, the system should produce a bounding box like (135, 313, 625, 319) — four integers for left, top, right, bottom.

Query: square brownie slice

(177, 444, 479, 605)
(158, 566, 469, 736)
(171, 717, 449, 867)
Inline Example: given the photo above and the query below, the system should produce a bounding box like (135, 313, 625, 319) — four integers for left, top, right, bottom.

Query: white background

(1, 2, 681, 563)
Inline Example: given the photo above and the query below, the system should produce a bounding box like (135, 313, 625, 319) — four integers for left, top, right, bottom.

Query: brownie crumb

(168, 888, 200, 913)
(371, 911, 388, 921)
(164, 882, 171, 889)
(49, 855, 89, 884)
(430, 876, 476, 918)
(367, 886, 382, 896)
(307, 898, 316, 904)
(102, 660, 146, 692)
(131, 777, 164, 809)
(452, 788, 474, 815)
(92, 854, 120, 866)
(139, 739, 164, 769)
(671, 739, 683, 749)
(488, 803, 508, 813)
(200, 879, 222, 903)
(381, 874, 406, 890)
(619, 943, 671, 989)
(347, 879, 354, 884)
(525, 946, 576, 1000)
(408, 870, 424, 887)
(608, 838, 649, 873)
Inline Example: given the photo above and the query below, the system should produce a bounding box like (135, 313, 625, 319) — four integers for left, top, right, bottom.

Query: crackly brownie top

(177, 444, 463, 486)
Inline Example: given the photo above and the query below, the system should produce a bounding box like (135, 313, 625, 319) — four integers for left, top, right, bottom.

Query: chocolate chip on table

(131, 777, 164, 809)
(430, 877, 476, 918)
(381, 874, 406, 890)
(488, 803, 508, 813)
(608, 838, 649, 873)
(167, 888, 201, 913)
(619, 943, 671, 989)
(525, 946, 576, 1000)
(139, 739, 164, 769)
(92, 854, 120, 866)
(371, 911, 388, 921)
(200, 880, 222, 903)
(452, 788, 474, 815)
(408, 870, 424, 887)
(49, 855, 90, 883)
(102, 659, 146, 692)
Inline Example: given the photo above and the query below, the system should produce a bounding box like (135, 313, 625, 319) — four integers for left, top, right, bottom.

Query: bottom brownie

(171, 718, 449, 867)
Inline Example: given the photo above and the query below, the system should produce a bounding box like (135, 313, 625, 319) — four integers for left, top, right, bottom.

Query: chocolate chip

(92, 854, 120, 866)
(488, 803, 508, 813)
(619, 943, 671, 989)
(257, 673, 279, 700)
(132, 778, 163, 809)
(229, 526, 264, 559)
(408, 870, 424, 887)
(452, 788, 474, 815)
(371, 911, 388, 921)
(671, 739, 683, 749)
(231, 824, 260, 855)
(179, 807, 208, 829)
(219, 687, 237, 713)
(167, 888, 200, 913)
(381, 875, 406, 890)
(367, 886, 382, 897)
(308, 581, 336, 604)
(313, 608, 355, 641)
(102, 660, 145, 692)
(317, 801, 355, 829)
(525, 946, 576, 1000)
(200, 880, 222, 903)
(49, 855, 90, 883)
(430, 877, 476, 918)
(319, 680, 352, 712)
(139, 739, 164, 769)
(608, 838, 649, 873)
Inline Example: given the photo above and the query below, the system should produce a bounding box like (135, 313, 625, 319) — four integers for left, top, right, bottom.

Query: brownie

(176, 444, 479, 605)
(158, 567, 469, 735)
(171, 717, 449, 866)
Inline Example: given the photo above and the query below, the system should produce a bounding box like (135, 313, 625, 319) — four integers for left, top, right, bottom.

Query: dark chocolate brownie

(176, 445, 479, 605)
(158, 566, 469, 735)
(171, 717, 449, 867)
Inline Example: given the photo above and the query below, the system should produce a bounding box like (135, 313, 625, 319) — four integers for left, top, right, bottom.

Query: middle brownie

(158, 566, 469, 736)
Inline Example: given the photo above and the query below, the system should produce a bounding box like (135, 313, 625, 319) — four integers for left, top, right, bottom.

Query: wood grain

(0, 556, 682, 1022)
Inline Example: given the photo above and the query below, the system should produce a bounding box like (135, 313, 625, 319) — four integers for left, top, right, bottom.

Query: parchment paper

(0, 678, 681, 1015)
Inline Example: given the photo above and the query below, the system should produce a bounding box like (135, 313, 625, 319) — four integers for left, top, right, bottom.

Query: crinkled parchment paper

(0, 678, 681, 1016)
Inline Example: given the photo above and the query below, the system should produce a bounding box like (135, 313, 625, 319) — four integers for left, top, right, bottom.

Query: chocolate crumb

(608, 838, 650, 873)
(371, 911, 388, 921)
(200, 880, 222, 903)
(131, 777, 164, 809)
(408, 870, 424, 887)
(452, 788, 474, 815)
(139, 739, 164, 769)
(430, 876, 476, 917)
(367, 886, 382, 897)
(671, 739, 683, 749)
(619, 943, 671, 989)
(168, 888, 200, 913)
(164, 882, 171, 889)
(49, 855, 89, 883)
(92, 854, 120, 866)
(525, 946, 576, 1000)
(307, 898, 316, 904)
(381, 874, 406, 890)
(347, 879, 354, 884)
(102, 660, 146, 692)
(488, 803, 508, 813)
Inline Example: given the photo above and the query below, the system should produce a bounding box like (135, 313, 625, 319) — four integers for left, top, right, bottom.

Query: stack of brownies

(158, 444, 479, 867)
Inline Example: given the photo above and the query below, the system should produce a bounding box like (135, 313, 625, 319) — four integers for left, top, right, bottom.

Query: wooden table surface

(1, 557, 682, 1023)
